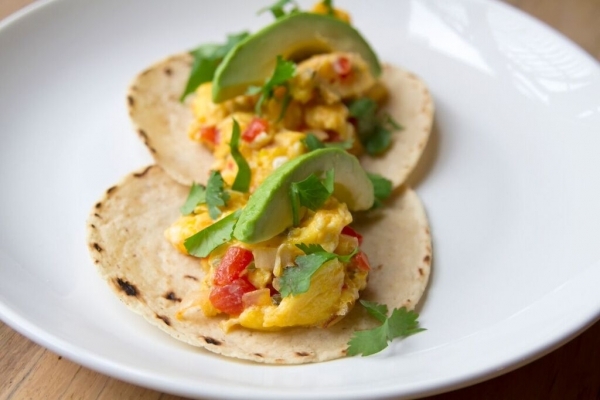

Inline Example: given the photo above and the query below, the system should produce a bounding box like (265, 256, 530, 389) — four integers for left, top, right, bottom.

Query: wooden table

(1, 0, 599, 398)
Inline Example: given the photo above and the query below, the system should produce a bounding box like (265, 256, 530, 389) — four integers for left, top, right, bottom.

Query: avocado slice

(233, 148, 374, 243)
(212, 12, 381, 102)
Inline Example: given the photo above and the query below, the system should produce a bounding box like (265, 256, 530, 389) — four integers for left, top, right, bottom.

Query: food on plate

(89, 1, 434, 363)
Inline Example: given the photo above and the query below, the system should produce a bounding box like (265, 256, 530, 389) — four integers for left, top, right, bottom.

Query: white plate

(1, 0, 599, 398)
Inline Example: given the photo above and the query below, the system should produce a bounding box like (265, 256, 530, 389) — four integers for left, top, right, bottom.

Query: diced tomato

(209, 278, 256, 315)
(324, 129, 341, 143)
(333, 56, 352, 78)
(199, 125, 219, 145)
(353, 251, 371, 271)
(213, 246, 254, 286)
(342, 225, 363, 245)
(242, 117, 269, 142)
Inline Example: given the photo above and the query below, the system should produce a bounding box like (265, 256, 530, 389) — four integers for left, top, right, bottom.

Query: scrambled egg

(167, 6, 382, 331)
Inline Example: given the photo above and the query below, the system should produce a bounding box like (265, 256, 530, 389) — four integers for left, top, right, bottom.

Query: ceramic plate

(1, 0, 599, 398)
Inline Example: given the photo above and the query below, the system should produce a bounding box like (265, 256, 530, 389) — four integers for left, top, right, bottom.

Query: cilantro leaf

(229, 119, 251, 192)
(184, 210, 241, 258)
(359, 300, 388, 323)
(347, 324, 389, 357)
(278, 252, 335, 297)
(346, 301, 425, 356)
(258, 0, 299, 19)
(205, 171, 230, 220)
(349, 97, 402, 155)
(322, 0, 335, 15)
(289, 170, 334, 225)
(180, 183, 207, 215)
(365, 125, 392, 155)
(367, 172, 392, 208)
(302, 133, 325, 151)
(302, 133, 354, 152)
(295, 243, 326, 255)
(180, 32, 249, 101)
(278, 243, 358, 297)
(249, 55, 296, 115)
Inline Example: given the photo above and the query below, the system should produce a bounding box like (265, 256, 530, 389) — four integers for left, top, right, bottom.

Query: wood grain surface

(1, 0, 599, 399)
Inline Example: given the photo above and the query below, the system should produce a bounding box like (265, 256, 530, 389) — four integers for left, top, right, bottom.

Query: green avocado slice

(212, 12, 381, 102)
(233, 148, 374, 244)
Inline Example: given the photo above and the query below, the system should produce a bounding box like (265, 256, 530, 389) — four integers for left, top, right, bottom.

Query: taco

(127, 9, 434, 189)
(87, 164, 431, 363)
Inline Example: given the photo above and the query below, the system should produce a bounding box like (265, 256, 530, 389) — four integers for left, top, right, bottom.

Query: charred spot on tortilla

(203, 336, 222, 346)
(92, 243, 103, 252)
(164, 67, 173, 76)
(133, 166, 153, 178)
(95, 202, 102, 209)
(137, 129, 148, 141)
(164, 291, 181, 302)
(254, 353, 263, 357)
(106, 186, 117, 195)
(184, 275, 198, 281)
(156, 314, 171, 326)
(424, 255, 431, 264)
(295, 352, 310, 357)
(115, 278, 139, 297)
(127, 95, 134, 107)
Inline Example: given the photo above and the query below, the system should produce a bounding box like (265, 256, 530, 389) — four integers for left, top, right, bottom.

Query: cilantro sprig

(229, 120, 251, 192)
(247, 55, 296, 117)
(278, 243, 357, 297)
(289, 169, 334, 226)
(184, 210, 241, 258)
(367, 172, 392, 208)
(302, 133, 354, 152)
(205, 171, 230, 219)
(258, 0, 299, 19)
(180, 183, 207, 215)
(349, 98, 403, 155)
(180, 32, 249, 101)
(347, 300, 425, 356)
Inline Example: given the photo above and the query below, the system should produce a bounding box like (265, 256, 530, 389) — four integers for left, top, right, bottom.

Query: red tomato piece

(333, 56, 352, 78)
(353, 251, 371, 272)
(199, 125, 219, 145)
(209, 278, 256, 315)
(342, 225, 363, 245)
(213, 246, 254, 286)
(242, 117, 269, 142)
(324, 129, 341, 143)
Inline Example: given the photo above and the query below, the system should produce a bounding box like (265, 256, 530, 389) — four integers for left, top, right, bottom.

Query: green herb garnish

(180, 183, 207, 215)
(367, 172, 392, 208)
(349, 98, 403, 155)
(302, 133, 354, 152)
(184, 210, 241, 258)
(180, 32, 249, 101)
(322, 0, 335, 15)
(289, 169, 334, 226)
(229, 120, 251, 192)
(258, 0, 299, 19)
(247, 55, 296, 116)
(347, 300, 425, 356)
(206, 171, 230, 219)
(278, 243, 357, 297)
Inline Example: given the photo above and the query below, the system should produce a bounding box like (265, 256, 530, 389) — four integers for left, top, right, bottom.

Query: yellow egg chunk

(287, 197, 352, 253)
